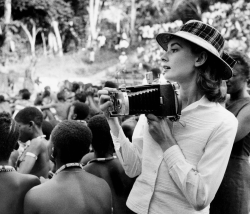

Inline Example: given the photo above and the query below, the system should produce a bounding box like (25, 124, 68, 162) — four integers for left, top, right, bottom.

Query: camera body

(108, 82, 181, 121)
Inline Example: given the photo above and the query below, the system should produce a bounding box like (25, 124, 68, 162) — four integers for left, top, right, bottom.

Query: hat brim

(156, 32, 233, 80)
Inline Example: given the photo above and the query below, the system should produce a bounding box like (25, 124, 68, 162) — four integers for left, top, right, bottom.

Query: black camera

(108, 82, 181, 121)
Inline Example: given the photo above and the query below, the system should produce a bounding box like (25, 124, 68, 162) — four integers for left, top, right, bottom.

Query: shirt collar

(182, 96, 216, 113)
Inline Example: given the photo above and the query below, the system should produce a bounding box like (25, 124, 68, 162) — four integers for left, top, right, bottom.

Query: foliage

(202, 0, 250, 54)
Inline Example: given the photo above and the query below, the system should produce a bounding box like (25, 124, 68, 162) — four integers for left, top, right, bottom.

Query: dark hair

(103, 81, 118, 89)
(75, 91, 87, 103)
(150, 68, 161, 80)
(0, 95, 5, 103)
(229, 51, 250, 79)
(51, 120, 92, 163)
(42, 121, 54, 140)
(190, 43, 224, 103)
(42, 90, 50, 99)
(72, 101, 89, 120)
(57, 91, 66, 101)
(0, 112, 19, 161)
(22, 90, 31, 100)
(72, 82, 80, 93)
(15, 107, 43, 127)
(88, 115, 114, 157)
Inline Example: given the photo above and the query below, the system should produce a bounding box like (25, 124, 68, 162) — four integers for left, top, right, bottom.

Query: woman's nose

(161, 51, 169, 62)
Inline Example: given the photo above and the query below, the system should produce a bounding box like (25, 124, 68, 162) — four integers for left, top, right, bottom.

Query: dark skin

(24, 143, 112, 214)
(0, 160, 40, 214)
(15, 121, 50, 178)
(83, 153, 135, 214)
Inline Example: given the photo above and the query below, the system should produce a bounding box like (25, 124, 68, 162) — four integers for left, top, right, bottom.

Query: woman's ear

(195, 51, 207, 67)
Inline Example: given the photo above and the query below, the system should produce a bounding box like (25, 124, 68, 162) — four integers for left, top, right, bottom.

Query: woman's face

(161, 37, 198, 83)
(226, 64, 246, 95)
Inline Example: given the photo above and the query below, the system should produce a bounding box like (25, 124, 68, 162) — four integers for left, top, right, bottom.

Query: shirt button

(154, 170, 157, 173)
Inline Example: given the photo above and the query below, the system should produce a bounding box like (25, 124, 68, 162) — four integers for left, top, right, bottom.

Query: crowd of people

(0, 19, 250, 214)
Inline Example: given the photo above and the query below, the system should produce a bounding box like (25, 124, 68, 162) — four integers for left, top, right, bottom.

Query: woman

(98, 20, 238, 214)
(210, 51, 250, 214)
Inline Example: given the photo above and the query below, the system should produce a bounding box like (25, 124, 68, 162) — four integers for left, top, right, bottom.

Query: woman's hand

(97, 87, 117, 118)
(146, 114, 176, 152)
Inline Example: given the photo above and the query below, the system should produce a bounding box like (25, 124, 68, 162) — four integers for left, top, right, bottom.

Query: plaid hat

(156, 20, 236, 80)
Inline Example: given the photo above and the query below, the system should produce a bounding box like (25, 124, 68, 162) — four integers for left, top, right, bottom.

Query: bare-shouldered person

(15, 107, 50, 178)
(40, 91, 71, 121)
(0, 112, 40, 214)
(24, 120, 112, 214)
(83, 115, 135, 214)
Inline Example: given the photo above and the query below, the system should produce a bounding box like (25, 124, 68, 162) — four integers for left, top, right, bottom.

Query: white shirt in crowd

(112, 96, 238, 214)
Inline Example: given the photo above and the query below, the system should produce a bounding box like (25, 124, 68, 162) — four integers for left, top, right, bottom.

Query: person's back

(84, 158, 135, 214)
(24, 120, 112, 214)
(24, 169, 111, 214)
(0, 172, 39, 214)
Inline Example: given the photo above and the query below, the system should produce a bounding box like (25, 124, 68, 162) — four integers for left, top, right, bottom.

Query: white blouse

(112, 96, 238, 214)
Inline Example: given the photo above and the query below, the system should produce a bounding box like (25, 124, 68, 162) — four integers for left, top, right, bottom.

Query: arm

(40, 103, 56, 110)
(98, 88, 143, 178)
(163, 116, 238, 211)
(234, 104, 250, 142)
(109, 115, 144, 178)
(18, 140, 41, 174)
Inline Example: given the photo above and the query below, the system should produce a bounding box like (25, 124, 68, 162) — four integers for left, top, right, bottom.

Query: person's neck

(55, 160, 81, 171)
(94, 152, 113, 159)
(31, 129, 44, 140)
(179, 81, 203, 110)
(229, 89, 250, 102)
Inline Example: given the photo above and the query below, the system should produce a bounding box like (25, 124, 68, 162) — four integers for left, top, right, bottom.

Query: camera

(108, 82, 181, 121)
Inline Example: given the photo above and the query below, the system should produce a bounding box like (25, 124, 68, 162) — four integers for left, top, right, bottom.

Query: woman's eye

(172, 49, 178, 53)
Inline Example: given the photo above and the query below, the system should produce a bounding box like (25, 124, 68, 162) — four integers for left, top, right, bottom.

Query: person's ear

(29, 121, 34, 128)
(195, 51, 207, 67)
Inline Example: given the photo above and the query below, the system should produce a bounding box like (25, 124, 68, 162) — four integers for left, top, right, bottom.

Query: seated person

(83, 115, 135, 214)
(24, 120, 112, 214)
(14, 107, 50, 178)
(0, 112, 40, 214)
(68, 101, 89, 124)
(40, 91, 71, 121)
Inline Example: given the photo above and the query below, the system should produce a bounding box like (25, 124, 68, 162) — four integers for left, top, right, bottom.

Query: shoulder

(85, 171, 111, 192)
(18, 173, 41, 188)
(30, 137, 48, 150)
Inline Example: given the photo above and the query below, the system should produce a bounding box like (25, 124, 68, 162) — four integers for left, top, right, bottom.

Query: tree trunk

(89, 0, 100, 46)
(2, 0, 12, 64)
(41, 32, 47, 56)
(52, 20, 63, 56)
(20, 20, 41, 57)
(130, 0, 136, 45)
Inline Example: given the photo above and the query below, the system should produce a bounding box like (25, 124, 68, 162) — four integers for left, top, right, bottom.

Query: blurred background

(0, 0, 249, 95)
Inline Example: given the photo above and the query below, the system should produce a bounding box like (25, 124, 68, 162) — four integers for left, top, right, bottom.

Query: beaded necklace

(55, 163, 84, 175)
(0, 165, 16, 172)
(87, 156, 117, 164)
